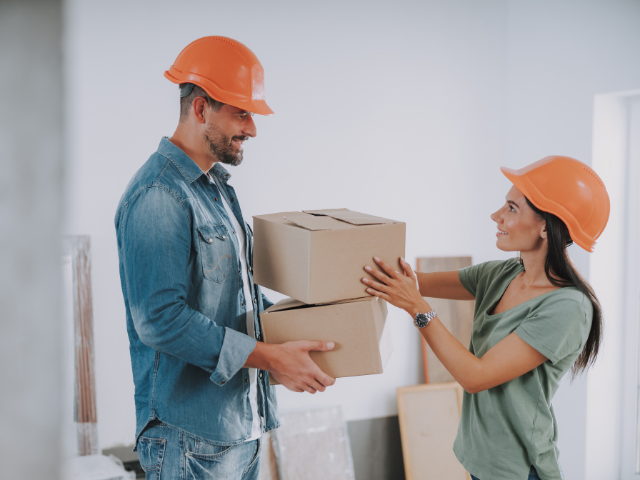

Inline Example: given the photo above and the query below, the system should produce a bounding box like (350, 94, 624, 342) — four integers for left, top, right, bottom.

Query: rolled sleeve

(210, 327, 257, 386)
(514, 296, 591, 365)
(458, 267, 477, 297)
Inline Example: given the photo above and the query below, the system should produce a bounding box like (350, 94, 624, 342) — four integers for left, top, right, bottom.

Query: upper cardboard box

(253, 208, 406, 304)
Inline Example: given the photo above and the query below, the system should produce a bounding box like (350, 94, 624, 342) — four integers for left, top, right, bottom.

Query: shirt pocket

(197, 223, 234, 283)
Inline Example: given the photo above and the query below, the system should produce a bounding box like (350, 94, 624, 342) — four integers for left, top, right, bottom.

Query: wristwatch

(414, 310, 437, 329)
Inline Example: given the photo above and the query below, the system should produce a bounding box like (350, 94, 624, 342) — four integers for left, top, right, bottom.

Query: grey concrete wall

(0, 0, 65, 478)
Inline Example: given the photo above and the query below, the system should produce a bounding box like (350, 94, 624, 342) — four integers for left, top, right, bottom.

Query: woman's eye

(509, 205, 515, 212)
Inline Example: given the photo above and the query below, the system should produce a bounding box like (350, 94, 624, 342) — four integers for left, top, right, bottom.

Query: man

(115, 36, 335, 479)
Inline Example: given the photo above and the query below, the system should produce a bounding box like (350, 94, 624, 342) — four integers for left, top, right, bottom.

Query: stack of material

(253, 209, 406, 381)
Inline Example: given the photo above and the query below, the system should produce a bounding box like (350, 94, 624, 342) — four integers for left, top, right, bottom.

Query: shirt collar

(211, 162, 231, 183)
(156, 137, 233, 184)
(156, 137, 205, 184)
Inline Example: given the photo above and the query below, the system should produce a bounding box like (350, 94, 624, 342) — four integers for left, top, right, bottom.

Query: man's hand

(245, 340, 336, 394)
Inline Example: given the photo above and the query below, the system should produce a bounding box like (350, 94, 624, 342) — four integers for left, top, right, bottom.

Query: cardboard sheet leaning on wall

(397, 382, 470, 480)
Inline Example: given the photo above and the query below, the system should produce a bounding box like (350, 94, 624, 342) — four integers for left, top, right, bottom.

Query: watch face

(415, 313, 428, 328)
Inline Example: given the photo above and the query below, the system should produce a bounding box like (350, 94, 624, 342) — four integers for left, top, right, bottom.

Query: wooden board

(416, 257, 475, 384)
(397, 382, 470, 480)
(259, 432, 280, 480)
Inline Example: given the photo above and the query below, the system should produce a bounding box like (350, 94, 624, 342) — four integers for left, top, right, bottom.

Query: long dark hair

(525, 197, 603, 377)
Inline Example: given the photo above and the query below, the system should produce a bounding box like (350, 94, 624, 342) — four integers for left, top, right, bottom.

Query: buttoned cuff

(209, 327, 257, 387)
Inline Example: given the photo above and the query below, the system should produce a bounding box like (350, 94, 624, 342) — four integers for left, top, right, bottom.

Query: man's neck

(169, 124, 217, 173)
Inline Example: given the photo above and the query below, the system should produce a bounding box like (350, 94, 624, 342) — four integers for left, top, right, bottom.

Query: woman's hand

(362, 257, 431, 317)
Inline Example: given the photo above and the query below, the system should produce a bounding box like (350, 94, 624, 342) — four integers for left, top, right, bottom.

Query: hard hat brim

(164, 70, 274, 116)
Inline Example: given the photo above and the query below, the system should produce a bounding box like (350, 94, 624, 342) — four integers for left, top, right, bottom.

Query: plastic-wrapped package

(61, 454, 136, 480)
(273, 406, 355, 480)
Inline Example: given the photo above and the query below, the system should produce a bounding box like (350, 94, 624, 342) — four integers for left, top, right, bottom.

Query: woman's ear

(540, 223, 548, 240)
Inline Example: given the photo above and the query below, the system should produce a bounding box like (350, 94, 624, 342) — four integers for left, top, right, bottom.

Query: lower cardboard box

(259, 296, 393, 385)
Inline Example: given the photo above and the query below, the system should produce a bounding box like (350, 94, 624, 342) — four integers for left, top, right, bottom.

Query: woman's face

(491, 186, 547, 253)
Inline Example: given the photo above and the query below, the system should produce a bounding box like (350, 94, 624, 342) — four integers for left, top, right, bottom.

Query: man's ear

(192, 97, 207, 124)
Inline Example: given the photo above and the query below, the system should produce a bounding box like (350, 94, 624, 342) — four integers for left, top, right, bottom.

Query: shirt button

(208, 238, 213, 243)
(220, 380, 226, 385)
(242, 301, 245, 307)
(231, 198, 235, 202)
(214, 197, 218, 201)
(221, 235, 226, 240)
(245, 378, 248, 383)
(259, 372, 263, 379)
(253, 298, 257, 304)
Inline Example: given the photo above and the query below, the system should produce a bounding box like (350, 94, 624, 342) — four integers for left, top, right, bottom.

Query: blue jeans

(137, 422, 261, 480)
(471, 466, 539, 480)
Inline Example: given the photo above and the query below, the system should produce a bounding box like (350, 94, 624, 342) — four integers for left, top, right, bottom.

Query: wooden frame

(397, 382, 470, 480)
(416, 257, 474, 384)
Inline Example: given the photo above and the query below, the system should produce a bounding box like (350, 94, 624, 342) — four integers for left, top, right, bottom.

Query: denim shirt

(115, 137, 279, 446)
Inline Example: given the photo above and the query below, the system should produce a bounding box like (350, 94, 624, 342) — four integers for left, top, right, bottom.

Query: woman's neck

(519, 249, 554, 288)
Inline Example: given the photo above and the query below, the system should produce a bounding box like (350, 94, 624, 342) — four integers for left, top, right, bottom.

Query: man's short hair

(179, 83, 224, 121)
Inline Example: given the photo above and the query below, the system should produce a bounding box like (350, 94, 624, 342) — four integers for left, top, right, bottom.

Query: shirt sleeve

(514, 294, 592, 364)
(458, 260, 509, 297)
(261, 292, 274, 311)
(119, 186, 256, 386)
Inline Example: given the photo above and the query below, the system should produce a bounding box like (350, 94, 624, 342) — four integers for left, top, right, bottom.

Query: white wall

(63, 1, 640, 477)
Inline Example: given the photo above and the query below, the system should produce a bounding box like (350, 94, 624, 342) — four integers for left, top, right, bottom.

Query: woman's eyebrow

(507, 200, 519, 208)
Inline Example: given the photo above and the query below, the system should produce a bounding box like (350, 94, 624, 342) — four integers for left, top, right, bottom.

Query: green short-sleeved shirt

(453, 258, 592, 480)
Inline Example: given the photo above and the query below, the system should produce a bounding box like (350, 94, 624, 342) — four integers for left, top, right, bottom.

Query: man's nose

(243, 116, 257, 138)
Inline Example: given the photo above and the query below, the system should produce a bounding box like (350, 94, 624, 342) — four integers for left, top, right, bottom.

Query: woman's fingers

(373, 257, 400, 278)
(365, 287, 391, 301)
(400, 257, 416, 278)
(364, 265, 393, 284)
(361, 277, 390, 293)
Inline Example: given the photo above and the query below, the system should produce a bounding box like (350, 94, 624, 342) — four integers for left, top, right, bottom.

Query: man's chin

(221, 153, 243, 167)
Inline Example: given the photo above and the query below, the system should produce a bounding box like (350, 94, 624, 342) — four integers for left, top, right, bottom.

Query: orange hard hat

(164, 36, 273, 115)
(501, 156, 610, 252)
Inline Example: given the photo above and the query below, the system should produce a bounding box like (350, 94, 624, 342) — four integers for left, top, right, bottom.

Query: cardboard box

(260, 296, 393, 384)
(253, 209, 406, 304)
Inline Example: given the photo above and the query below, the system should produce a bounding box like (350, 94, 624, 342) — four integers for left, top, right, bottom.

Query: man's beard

(205, 123, 247, 167)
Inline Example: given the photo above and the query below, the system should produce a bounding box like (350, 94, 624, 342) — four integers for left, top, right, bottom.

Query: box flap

(282, 212, 337, 231)
(265, 296, 374, 313)
(303, 208, 398, 226)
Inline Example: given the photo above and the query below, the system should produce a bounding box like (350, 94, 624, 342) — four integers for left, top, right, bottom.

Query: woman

(362, 156, 610, 480)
